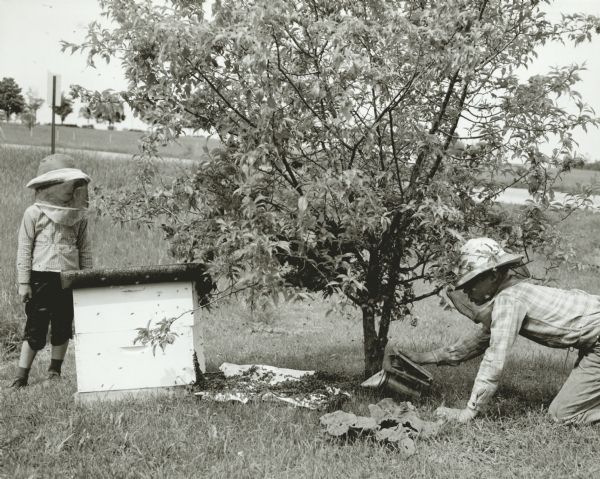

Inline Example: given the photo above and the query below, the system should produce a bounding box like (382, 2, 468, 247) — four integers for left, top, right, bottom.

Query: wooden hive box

(61, 264, 212, 403)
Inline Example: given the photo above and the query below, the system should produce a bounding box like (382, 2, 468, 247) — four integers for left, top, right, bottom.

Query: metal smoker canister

(360, 369, 421, 398)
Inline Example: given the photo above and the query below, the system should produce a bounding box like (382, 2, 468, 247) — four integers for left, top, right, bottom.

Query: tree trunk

(361, 304, 387, 378)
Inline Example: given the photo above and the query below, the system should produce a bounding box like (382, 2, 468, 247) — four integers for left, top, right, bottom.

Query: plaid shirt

(16, 204, 93, 284)
(430, 280, 600, 412)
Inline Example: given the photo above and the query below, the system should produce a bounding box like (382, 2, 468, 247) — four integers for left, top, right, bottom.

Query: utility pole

(51, 75, 56, 153)
(47, 72, 61, 154)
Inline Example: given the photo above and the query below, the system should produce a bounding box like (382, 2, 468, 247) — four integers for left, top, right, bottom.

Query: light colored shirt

(16, 203, 93, 284)
(429, 280, 600, 412)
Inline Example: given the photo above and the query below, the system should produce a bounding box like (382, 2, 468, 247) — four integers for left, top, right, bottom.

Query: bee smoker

(360, 352, 433, 398)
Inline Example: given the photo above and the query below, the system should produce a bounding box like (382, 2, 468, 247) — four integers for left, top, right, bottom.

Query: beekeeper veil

(26, 154, 91, 226)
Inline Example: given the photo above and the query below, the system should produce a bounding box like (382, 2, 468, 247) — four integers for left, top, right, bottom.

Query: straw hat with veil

(26, 154, 91, 226)
(447, 237, 530, 322)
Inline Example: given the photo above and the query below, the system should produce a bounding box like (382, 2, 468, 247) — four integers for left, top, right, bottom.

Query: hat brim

(26, 168, 91, 189)
(455, 254, 524, 289)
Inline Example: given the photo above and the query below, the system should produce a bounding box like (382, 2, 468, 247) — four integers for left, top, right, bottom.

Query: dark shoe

(9, 377, 28, 389)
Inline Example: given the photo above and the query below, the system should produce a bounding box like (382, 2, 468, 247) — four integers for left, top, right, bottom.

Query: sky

(1, 0, 599, 157)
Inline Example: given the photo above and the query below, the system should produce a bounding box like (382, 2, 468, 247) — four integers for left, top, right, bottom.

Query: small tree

(20, 110, 36, 133)
(79, 105, 93, 125)
(81, 89, 125, 129)
(70, 0, 600, 376)
(21, 89, 44, 133)
(0, 77, 25, 122)
(54, 94, 74, 124)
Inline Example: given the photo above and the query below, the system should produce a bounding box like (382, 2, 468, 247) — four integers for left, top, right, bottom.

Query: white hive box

(61, 264, 212, 403)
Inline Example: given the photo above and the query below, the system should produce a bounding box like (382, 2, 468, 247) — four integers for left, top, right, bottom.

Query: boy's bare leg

(51, 341, 69, 360)
(10, 341, 38, 388)
(18, 341, 37, 368)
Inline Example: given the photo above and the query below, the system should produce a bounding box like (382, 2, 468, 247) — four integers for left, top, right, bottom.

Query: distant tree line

(571, 157, 600, 171)
(0, 76, 124, 129)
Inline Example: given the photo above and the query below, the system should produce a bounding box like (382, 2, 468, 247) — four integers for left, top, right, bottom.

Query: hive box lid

(61, 263, 208, 290)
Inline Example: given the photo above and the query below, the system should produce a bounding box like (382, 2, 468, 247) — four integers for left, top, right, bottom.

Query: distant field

(0, 123, 220, 159)
(489, 168, 600, 195)
(3, 122, 599, 195)
(2, 144, 600, 477)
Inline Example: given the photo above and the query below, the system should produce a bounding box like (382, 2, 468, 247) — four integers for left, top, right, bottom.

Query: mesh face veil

(27, 154, 91, 225)
(448, 264, 531, 322)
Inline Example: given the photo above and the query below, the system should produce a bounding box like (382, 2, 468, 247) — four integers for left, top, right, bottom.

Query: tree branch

(187, 62, 257, 129)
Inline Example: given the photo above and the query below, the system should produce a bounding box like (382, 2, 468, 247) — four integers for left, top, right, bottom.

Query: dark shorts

(24, 271, 73, 351)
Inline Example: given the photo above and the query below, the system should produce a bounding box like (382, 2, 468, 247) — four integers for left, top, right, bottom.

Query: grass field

(3, 123, 600, 195)
(2, 144, 600, 478)
(0, 123, 219, 159)
(491, 168, 600, 196)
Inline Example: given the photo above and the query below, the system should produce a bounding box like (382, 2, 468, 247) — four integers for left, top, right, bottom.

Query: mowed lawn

(1, 123, 219, 159)
(1, 144, 600, 478)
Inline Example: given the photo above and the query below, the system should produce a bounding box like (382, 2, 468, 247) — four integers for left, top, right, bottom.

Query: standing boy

(385, 237, 600, 424)
(11, 154, 92, 388)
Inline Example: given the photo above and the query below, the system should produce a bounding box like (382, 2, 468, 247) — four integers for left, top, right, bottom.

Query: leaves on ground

(320, 398, 443, 456)
(319, 411, 378, 436)
(374, 427, 417, 456)
(368, 397, 415, 425)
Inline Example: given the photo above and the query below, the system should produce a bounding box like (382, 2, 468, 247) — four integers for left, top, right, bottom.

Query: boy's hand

(18, 284, 32, 303)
